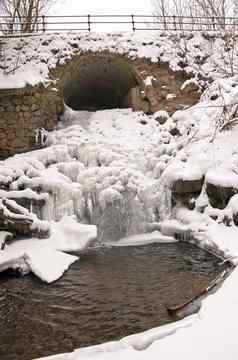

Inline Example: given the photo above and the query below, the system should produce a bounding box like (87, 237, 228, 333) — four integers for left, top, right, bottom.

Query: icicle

(35, 128, 48, 146)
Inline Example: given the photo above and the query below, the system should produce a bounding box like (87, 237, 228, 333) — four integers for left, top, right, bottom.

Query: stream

(0, 242, 224, 360)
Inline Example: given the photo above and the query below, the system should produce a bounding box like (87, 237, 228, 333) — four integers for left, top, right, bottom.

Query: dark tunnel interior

(63, 57, 140, 111)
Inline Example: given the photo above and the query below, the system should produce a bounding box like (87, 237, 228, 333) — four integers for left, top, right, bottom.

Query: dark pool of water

(0, 242, 223, 360)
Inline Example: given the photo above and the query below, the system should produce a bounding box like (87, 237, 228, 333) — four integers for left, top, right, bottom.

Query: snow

(206, 168, 238, 188)
(0, 216, 97, 282)
(3, 30, 238, 360)
(144, 76, 155, 86)
(2, 31, 238, 89)
(0, 188, 49, 201)
(110, 231, 177, 247)
(24, 248, 78, 283)
(49, 216, 97, 252)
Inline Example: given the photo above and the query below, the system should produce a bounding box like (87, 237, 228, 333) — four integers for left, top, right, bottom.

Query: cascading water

(91, 189, 150, 242)
(156, 179, 173, 221)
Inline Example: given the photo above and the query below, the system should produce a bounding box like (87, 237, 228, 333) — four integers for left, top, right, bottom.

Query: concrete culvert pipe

(62, 56, 148, 111)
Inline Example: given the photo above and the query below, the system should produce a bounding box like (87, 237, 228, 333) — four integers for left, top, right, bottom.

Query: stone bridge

(0, 32, 201, 158)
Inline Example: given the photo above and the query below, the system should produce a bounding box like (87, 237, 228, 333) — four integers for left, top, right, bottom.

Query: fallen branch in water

(166, 269, 228, 316)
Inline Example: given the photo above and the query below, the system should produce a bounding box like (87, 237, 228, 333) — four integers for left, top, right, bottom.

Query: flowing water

(0, 242, 224, 360)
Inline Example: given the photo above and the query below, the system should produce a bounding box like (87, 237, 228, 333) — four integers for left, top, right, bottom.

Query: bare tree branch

(0, 0, 58, 34)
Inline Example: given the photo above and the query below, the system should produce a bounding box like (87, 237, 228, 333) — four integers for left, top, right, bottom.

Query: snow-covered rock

(0, 216, 96, 282)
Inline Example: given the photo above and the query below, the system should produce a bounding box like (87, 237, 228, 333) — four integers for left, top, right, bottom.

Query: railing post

(173, 15, 176, 31)
(42, 15, 46, 33)
(191, 15, 194, 31)
(212, 16, 215, 30)
(131, 14, 135, 32)
(88, 14, 91, 32)
(163, 16, 167, 30)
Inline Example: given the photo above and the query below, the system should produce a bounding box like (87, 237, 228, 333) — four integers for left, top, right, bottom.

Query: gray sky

(56, 0, 152, 15)
(52, 0, 153, 32)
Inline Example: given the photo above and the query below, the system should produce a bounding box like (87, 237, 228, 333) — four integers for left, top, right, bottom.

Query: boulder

(206, 182, 238, 209)
(0, 231, 13, 250)
(154, 110, 169, 124)
(181, 80, 199, 94)
(172, 178, 204, 195)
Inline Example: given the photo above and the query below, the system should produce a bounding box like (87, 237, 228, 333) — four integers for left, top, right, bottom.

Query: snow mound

(0, 216, 96, 283)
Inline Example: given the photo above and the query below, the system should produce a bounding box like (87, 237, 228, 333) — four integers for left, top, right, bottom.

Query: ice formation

(1, 29, 238, 360)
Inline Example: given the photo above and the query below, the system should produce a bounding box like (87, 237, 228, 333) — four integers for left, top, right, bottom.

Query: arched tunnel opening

(62, 56, 147, 111)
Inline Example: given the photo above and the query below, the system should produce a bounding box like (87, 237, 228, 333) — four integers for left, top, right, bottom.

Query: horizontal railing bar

(1, 13, 238, 37)
(135, 27, 228, 31)
(1, 14, 238, 19)
(0, 22, 235, 25)
(0, 28, 88, 31)
(1, 21, 236, 25)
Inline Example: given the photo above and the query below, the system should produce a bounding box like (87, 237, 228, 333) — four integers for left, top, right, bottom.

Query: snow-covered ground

(2, 30, 238, 359)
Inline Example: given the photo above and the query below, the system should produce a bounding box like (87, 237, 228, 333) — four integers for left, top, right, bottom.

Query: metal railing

(1, 14, 238, 36)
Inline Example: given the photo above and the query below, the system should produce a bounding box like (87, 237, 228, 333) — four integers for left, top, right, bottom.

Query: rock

(181, 80, 199, 94)
(123, 87, 150, 113)
(170, 127, 181, 136)
(145, 85, 160, 113)
(172, 178, 204, 195)
(154, 110, 169, 124)
(171, 177, 204, 209)
(0, 231, 13, 249)
(210, 93, 219, 101)
(206, 182, 238, 209)
(233, 213, 238, 226)
(140, 119, 147, 125)
(0, 199, 49, 238)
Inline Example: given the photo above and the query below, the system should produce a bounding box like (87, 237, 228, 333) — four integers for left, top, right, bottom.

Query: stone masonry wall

(0, 52, 198, 159)
(0, 85, 63, 159)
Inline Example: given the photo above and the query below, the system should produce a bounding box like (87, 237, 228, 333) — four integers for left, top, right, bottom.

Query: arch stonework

(0, 51, 198, 158)
(0, 53, 153, 158)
